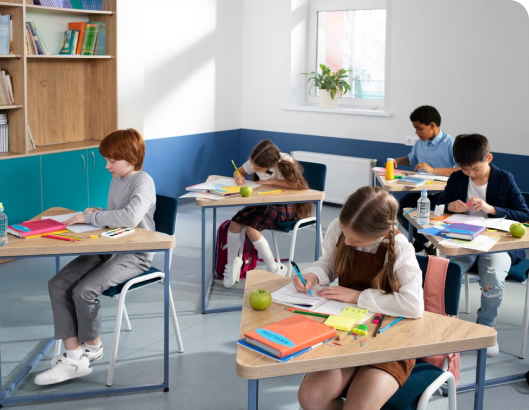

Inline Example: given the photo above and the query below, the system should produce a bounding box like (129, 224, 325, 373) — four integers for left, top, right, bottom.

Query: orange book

(68, 22, 86, 55)
(244, 315, 336, 358)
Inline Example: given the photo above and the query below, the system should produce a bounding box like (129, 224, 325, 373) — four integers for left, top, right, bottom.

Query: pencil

(373, 314, 385, 337)
(231, 159, 242, 179)
(257, 189, 282, 194)
(288, 309, 329, 318)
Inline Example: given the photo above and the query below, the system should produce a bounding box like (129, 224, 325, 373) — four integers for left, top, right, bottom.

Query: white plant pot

(319, 89, 340, 109)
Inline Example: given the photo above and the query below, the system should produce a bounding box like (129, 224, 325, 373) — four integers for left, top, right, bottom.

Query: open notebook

(271, 282, 374, 319)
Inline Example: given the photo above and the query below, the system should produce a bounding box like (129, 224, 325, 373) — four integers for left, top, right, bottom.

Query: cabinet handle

(89, 151, 96, 169)
(81, 154, 86, 173)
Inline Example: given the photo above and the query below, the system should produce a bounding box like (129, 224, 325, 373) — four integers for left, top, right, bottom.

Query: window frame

(306, 0, 391, 113)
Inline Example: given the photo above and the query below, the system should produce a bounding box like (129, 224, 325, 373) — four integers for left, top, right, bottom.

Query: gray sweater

(85, 171, 156, 260)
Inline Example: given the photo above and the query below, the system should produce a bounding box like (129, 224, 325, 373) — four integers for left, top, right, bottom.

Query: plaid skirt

(231, 204, 297, 231)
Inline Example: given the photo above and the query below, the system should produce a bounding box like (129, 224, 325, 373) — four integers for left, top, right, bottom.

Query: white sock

(84, 342, 102, 352)
(65, 349, 83, 361)
(226, 231, 242, 266)
(252, 237, 278, 272)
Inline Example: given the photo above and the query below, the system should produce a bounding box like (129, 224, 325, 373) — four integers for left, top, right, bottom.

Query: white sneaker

(487, 341, 499, 357)
(35, 354, 92, 385)
(223, 257, 242, 288)
(275, 263, 288, 276)
(81, 342, 104, 362)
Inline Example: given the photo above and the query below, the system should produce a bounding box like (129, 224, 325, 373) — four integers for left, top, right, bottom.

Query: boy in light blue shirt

(394, 106, 459, 253)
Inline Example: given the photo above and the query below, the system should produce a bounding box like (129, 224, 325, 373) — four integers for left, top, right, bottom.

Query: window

(307, 0, 390, 112)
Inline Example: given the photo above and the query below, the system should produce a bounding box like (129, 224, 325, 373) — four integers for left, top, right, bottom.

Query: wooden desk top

(0, 208, 175, 258)
(374, 169, 447, 192)
(236, 271, 496, 380)
(195, 175, 325, 207)
(404, 209, 529, 256)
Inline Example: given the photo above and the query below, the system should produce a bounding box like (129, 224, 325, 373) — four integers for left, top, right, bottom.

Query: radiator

(292, 151, 377, 205)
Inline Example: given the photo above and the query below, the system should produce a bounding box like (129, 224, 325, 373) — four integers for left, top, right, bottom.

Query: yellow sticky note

(324, 316, 356, 331)
(339, 307, 369, 322)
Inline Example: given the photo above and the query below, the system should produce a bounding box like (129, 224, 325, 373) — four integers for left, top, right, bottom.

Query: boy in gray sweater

(35, 129, 156, 385)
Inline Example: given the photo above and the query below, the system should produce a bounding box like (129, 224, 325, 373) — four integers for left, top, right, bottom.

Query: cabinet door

(42, 150, 88, 212)
(87, 148, 111, 209)
(0, 157, 42, 224)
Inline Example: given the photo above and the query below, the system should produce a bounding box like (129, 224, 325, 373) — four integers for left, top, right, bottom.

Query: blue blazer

(438, 164, 529, 265)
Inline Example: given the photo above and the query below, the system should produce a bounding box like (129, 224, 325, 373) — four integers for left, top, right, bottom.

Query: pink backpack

(215, 220, 258, 280)
(422, 256, 461, 386)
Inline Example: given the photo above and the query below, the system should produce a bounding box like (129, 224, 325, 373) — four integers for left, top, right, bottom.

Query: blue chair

(270, 161, 327, 277)
(382, 255, 462, 410)
(55, 195, 184, 386)
(463, 191, 529, 358)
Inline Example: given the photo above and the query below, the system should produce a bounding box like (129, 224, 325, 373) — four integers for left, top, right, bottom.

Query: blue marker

(290, 260, 313, 296)
(377, 316, 404, 334)
(13, 224, 30, 232)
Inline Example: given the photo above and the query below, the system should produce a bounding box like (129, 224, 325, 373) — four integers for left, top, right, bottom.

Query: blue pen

(404, 208, 417, 215)
(290, 260, 313, 296)
(377, 316, 404, 334)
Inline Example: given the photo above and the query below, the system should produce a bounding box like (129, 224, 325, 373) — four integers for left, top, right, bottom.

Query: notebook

(7, 219, 67, 238)
(209, 186, 241, 197)
(440, 222, 486, 240)
(396, 176, 426, 187)
(237, 338, 329, 362)
(443, 214, 517, 232)
(271, 282, 374, 319)
(243, 315, 336, 358)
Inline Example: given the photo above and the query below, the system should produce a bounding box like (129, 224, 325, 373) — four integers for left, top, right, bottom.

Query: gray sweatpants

(48, 254, 151, 342)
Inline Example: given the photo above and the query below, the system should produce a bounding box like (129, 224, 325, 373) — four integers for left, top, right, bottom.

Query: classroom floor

(1, 201, 528, 410)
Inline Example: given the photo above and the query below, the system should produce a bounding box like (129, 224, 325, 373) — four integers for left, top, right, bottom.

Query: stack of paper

(182, 178, 259, 200)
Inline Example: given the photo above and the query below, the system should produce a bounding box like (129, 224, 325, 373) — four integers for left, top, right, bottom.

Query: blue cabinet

(87, 148, 111, 209)
(0, 156, 42, 225)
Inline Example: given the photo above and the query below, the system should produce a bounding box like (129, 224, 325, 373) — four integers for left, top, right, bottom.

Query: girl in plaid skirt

(223, 139, 312, 288)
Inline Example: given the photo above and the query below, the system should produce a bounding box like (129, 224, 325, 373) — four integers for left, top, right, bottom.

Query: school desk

(373, 169, 447, 192)
(404, 208, 529, 391)
(195, 175, 325, 314)
(0, 207, 175, 407)
(236, 271, 496, 410)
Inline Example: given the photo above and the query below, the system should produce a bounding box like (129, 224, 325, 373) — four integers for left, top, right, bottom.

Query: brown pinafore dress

(337, 233, 415, 387)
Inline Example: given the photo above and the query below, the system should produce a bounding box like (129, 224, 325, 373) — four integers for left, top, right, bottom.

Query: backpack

(421, 255, 461, 386)
(215, 220, 258, 280)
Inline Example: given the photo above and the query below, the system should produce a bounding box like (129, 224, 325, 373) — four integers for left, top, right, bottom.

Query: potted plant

(302, 64, 351, 109)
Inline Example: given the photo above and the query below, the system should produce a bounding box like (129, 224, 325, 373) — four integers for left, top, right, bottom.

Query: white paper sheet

(42, 213, 100, 233)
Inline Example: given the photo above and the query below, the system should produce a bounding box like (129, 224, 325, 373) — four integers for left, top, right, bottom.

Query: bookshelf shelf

(0, 0, 117, 159)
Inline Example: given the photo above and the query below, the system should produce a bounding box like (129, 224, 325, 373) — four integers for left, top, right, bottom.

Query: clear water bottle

(0, 202, 7, 247)
(416, 189, 430, 226)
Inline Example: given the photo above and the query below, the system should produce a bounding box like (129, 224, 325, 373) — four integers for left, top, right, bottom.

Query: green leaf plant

(301, 64, 352, 100)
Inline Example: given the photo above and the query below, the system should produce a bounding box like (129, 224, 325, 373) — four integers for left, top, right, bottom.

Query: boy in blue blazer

(438, 134, 529, 357)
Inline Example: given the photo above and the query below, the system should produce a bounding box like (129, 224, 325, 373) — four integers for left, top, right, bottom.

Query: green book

(70, 0, 84, 9)
(81, 23, 99, 55)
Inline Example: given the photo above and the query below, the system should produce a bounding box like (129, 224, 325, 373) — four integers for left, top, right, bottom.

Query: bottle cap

(421, 188, 427, 196)
(387, 158, 393, 161)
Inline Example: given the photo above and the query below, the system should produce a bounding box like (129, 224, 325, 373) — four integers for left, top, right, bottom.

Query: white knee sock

(226, 231, 242, 266)
(252, 237, 278, 272)
(65, 349, 83, 361)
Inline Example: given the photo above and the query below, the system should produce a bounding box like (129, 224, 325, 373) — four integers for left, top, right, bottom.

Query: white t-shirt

(302, 218, 424, 319)
(467, 178, 488, 218)
(242, 152, 294, 181)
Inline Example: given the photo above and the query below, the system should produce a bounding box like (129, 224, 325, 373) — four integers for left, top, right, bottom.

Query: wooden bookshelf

(0, 0, 117, 158)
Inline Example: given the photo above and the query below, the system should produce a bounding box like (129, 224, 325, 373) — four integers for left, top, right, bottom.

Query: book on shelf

(59, 30, 75, 55)
(7, 219, 67, 238)
(26, 22, 50, 56)
(440, 222, 486, 240)
(0, 113, 8, 153)
(68, 22, 87, 55)
(0, 15, 11, 55)
(243, 315, 336, 358)
(396, 176, 426, 187)
(27, 123, 37, 151)
(0, 70, 14, 105)
(81, 23, 100, 55)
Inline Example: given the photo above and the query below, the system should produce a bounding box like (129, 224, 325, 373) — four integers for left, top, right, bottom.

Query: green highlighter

(394, 175, 403, 179)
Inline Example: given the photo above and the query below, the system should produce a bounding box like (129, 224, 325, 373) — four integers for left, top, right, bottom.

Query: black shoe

(425, 244, 437, 256)
(413, 241, 425, 253)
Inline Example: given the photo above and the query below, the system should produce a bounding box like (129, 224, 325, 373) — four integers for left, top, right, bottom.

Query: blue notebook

(237, 338, 331, 362)
(396, 176, 426, 187)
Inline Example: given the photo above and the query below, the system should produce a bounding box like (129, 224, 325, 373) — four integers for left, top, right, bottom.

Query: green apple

(249, 289, 272, 311)
(509, 222, 526, 238)
(240, 185, 253, 197)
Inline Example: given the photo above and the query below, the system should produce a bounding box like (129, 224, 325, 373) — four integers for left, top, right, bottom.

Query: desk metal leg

(407, 221, 414, 243)
(474, 348, 486, 410)
(315, 200, 322, 260)
(248, 379, 259, 410)
(163, 249, 170, 390)
(201, 208, 207, 314)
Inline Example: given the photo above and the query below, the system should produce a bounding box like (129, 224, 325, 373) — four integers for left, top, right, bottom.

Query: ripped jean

(455, 252, 511, 327)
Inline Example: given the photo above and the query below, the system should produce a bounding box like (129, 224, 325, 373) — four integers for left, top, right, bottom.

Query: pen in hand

(231, 159, 243, 181)
(291, 260, 313, 296)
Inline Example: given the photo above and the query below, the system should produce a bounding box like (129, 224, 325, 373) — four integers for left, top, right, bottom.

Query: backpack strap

(424, 255, 449, 316)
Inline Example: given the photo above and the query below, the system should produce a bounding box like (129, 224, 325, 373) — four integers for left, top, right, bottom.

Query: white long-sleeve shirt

(303, 218, 424, 319)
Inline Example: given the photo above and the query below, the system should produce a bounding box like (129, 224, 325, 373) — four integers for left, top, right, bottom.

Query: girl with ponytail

(294, 186, 424, 409)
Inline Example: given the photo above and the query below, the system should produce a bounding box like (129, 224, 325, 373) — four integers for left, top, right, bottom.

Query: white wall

(117, 0, 244, 140)
(240, 0, 529, 156)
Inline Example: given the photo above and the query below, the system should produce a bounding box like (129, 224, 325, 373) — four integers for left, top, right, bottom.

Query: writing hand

(317, 286, 360, 304)
(293, 273, 318, 293)
(65, 213, 86, 226)
(414, 162, 434, 174)
(448, 200, 469, 213)
(233, 171, 245, 185)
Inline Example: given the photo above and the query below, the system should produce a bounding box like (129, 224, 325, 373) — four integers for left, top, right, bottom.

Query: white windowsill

(283, 105, 390, 117)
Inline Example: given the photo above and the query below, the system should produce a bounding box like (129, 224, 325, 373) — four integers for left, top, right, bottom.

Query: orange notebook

(7, 219, 68, 238)
(68, 22, 86, 55)
(244, 315, 336, 358)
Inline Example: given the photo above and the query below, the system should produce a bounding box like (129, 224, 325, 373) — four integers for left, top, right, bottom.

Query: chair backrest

(297, 160, 327, 192)
(154, 195, 178, 236)
(416, 255, 462, 316)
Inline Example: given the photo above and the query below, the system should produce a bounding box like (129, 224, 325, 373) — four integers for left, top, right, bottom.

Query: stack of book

(0, 70, 15, 105)
(0, 14, 12, 55)
(0, 113, 9, 153)
(27, 1, 103, 10)
(59, 21, 106, 55)
(25, 22, 50, 55)
(396, 176, 426, 187)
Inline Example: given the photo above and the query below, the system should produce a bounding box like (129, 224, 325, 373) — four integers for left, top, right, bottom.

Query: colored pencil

(288, 309, 329, 318)
(377, 316, 404, 335)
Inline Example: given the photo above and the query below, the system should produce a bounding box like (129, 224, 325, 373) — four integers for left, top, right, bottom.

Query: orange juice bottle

(385, 158, 394, 180)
